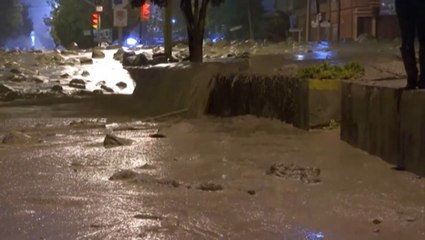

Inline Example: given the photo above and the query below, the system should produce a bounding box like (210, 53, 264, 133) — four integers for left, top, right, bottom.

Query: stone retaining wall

(341, 80, 424, 176)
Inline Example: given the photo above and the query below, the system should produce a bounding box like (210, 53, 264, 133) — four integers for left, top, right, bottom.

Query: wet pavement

(0, 109, 424, 239)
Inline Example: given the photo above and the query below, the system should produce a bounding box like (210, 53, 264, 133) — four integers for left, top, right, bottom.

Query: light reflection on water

(293, 41, 336, 62)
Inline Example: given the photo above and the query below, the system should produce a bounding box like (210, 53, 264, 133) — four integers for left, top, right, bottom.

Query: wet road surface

(0, 107, 424, 239)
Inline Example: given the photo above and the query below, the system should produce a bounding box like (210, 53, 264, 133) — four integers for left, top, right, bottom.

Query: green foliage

(0, 0, 33, 46)
(323, 119, 340, 130)
(297, 62, 365, 80)
(48, 0, 141, 48)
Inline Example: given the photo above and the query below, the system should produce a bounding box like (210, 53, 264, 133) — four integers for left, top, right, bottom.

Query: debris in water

(247, 190, 256, 195)
(133, 214, 163, 220)
(267, 162, 321, 184)
(149, 133, 166, 138)
(197, 182, 223, 192)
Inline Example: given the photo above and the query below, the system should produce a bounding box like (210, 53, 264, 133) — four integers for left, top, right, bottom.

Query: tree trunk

(190, 29, 203, 62)
(180, 0, 209, 63)
(164, 3, 172, 59)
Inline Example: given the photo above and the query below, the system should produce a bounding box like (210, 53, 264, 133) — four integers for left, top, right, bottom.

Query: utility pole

(248, 0, 254, 40)
(337, 0, 341, 41)
(164, 3, 172, 59)
(306, 0, 310, 42)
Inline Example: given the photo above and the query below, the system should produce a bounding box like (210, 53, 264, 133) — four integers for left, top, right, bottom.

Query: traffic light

(141, 3, 150, 21)
(92, 12, 101, 29)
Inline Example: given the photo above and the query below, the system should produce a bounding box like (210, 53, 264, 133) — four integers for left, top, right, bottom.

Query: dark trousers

(395, 0, 425, 84)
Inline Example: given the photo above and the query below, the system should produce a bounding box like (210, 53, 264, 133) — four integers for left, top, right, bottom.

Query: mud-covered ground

(0, 112, 424, 240)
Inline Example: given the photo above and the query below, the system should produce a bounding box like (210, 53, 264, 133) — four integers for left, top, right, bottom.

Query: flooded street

(0, 109, 424, 239)
(0, 42, 424, 239)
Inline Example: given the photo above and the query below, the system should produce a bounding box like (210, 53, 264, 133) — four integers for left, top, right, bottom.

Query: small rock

(31, 77, 45, 83)
(0, 84, 14, 94)
(60, 73, 70, 78)
(69, 79, 86, 89)
(100, 85, 114, 93)
(61, 50, 77, 55)
(372, 218, 382, 225)
(373, 228, 380, 233)
(81, 70, 90, 77)
(79, 57, 93, 65)
(406, 217, 416, 222)
(2, 131, 32, 144)
(149, 55, 168, 65)
(103, 134, 133, 148)
(10, 68, 22, 74)
(92, 89, 103, 95)
(51, 85, 63, 92)
(197, 182, 223, 192)
(133, 53, 149, 66)
(8, 74, 26, 82)
(247, 190, 256, 195)
(92, 48, 105, 59)
(116, 82, 127, 89)
(109, 169, 138, 180)
(65, 58, 79, 66)
(113, 48, 125, 61)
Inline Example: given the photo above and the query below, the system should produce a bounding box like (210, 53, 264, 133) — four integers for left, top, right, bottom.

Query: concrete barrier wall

(341, 80, 424, 176)
(127, 61, 248, 117)
(208, 75, 341, 129)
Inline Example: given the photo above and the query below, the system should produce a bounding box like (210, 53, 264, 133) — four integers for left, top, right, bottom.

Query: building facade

(273, 0, 398, 41)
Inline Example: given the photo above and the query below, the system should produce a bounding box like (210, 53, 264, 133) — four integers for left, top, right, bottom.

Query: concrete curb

(341, 80, 424, 176)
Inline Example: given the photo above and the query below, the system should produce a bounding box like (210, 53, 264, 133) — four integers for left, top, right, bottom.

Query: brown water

(0, 111, 424, 240)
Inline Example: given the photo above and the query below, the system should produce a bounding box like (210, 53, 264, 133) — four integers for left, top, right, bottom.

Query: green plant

(297, 62, 364, 80)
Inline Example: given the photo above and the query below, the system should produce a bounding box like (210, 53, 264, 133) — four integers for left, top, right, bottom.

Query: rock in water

(134, 53, 149, 66)
(69, 79, 86, 89)
(100, 85, 114, 93)
(103, 134, 133, 148)
(81, 70, 90, 77)
(113, 48, 125, 61)
(92, 49, 105, 58)
(51, 85, 63, 93)
(79, 57, 93, 65)
(109, 169, 138, 180)
(116, 82, 127, 89)
(2, 131, 32, 144)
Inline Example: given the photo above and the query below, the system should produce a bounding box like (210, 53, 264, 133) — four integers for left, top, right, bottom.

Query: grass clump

(297, 62, 364, 80)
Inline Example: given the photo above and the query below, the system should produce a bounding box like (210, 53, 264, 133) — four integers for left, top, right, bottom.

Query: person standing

(395, 0, 425, 89)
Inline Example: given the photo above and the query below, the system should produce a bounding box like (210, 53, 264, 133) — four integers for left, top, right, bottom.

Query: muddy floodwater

(0, 99, 424, 240)
(0, 41, 423, 239)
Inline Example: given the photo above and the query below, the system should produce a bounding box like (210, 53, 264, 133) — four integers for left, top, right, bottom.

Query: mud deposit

(0, 112, 424, 240)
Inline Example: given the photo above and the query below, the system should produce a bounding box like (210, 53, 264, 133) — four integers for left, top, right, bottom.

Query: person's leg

(415, 0, 425, 88)
(396, 0, 418, 89)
